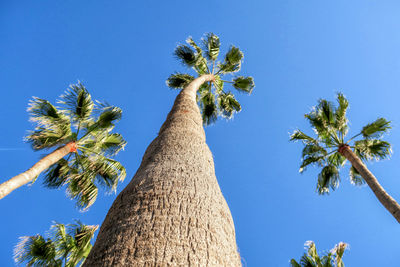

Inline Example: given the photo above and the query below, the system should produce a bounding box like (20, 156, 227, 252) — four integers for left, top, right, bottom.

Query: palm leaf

(361, 118, 391, 139)
(349, 166, 365, 186)
(43, 159, 72, 188)
(174, 45, 197, 67)
(14, 235, 58, 266)
(202, 32, 220, 61)
(218, 45, 243, 73)
(166, 73, 195, 89)
(334, 93, 349, 135)
(354, 139, 391, 161)
(217, 92, 241, 118)
(317, 165, 340, 194)
(59, 82, 94, 124)
(232, 76, 255, 93)
(199, 90, 218, 125)
(290, 130, 318, 145)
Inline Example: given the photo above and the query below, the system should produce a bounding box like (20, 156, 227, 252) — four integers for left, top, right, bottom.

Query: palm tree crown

(290, 241, 348, 267)
(290, 93, 391, 194)
(166, 33, 255, 125)
(14, 220, 98, 266)
(25, 82, 126, 210)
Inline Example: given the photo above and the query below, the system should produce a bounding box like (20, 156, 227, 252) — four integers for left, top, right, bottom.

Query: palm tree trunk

(84, 74, 242, 266)
(339, 144, 400, 223)
(0, 142, 76, 199)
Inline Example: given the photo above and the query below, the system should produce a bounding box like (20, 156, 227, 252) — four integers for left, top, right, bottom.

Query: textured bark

(84, 75, 242, 266)
(339, 145, 400, 223)
(0, 142, 76, 199)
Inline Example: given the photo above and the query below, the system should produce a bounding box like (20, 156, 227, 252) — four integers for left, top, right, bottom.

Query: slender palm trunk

(0, 142, 76, 199)
(339, 145, 400, 223)
(84, 75, 242, 266)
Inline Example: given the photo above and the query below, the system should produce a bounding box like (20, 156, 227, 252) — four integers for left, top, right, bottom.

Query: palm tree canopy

(166, 33, 255, 125)
(14, 220, 98, 267)
(290, 93, 391, 194)
(290, 241, 348, 267)
(25, 82, 127, 210)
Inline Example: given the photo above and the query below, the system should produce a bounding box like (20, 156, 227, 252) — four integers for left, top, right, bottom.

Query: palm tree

(0, 82, 126, 210)
(290, 241, 348, 267)
(83, 33, 254, 266)
(14, 220, 98, 266)
(290, 93, 400, 223)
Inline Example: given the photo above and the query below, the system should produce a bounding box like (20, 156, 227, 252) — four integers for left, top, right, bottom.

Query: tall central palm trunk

(84, 75, 242, 266)
(339, 145, 400, 223)
(0, 142, 76, 199)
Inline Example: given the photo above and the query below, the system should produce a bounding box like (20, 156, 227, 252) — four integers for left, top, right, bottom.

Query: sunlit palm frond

(95, 103, 122, 129)
(26, 97, 72, 150)
(43, 159, 72, 188)
(317, 165, 340, 194)
(290, 130, 318, 145)
(291, 241, 347, 267)
(67, 169, 98, 211)
(59, 82, 94, 124)
(217, 92, 241, 119)
(166, 73, 195, 89)
(354, 139, 391, 161)
(80, 132, 126, 157)
(218, 45, 243, 73)
(202, 32, 220, 61)
(361, 118, 391, 139)
(66, 221, 97, 266)
(349, 166, 365, 186)
(232, 76, 255, 94)
(327, 152, 346, 168)
(174, 45, 197, 67)
(14, 235, 58, 266)
(334, 93, 349, 135)
(199, 89, 218, 125)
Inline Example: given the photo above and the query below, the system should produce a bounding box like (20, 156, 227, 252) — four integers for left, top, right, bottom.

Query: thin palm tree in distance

(0, 82, 126, 210)
(84, 33, 254, 266)
(290, 241, 348, 267)
(290, 93, 400, 222)
(14, 220, 97, 266)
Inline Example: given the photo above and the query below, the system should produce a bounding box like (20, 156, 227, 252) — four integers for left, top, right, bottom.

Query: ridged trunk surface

(84, 75, 241, 266)
(339, 145, 400, 223)
(0, 142, 76, 199)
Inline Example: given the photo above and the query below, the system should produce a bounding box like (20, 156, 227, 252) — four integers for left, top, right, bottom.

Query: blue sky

(2, 1, 400, 266)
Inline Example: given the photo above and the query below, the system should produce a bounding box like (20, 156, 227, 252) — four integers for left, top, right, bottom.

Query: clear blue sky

(2, 1, 400, 266)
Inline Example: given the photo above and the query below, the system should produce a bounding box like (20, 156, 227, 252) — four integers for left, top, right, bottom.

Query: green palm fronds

(290, 241, 348, 267)
(26, 82, 126, 210)
(290, 93, 391, 194)
(166, 33, 255, 125)
(14, 221, 97, 267)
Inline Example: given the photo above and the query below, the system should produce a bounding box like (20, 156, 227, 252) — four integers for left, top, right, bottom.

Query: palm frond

(166, 73, 195, 89)
(42, 159, 72, 188)
(174, 45, 197, 67)
(67, 169, 98, 211)
(317, 165, 340, 195)
(93, 102, 122, 129)
(14, 235, 57, 266)
(26, 97, 72, 150)
(202, 32, 220, 61)
(349, 166, 365, 186)
(80, 133, 126, 157)
(90, 156, 126, 192)
(327, 152, 346, 168)
(218, 45, 243, 73)
(290, 130, 318, 145)
(290, 259, 302, 267)
(217, 92, 241, 119)
(354, 139, 391, 161)
(213, 75, 224, 94)
(232, 76, 255, 94)
(318, 99, 335, 127)
(199, 90, 218, 125)
(334, 93, 349, 136)
(185, 37, 209, 74)
(59, 82, 94, 124)
(361, 118, 391, 139)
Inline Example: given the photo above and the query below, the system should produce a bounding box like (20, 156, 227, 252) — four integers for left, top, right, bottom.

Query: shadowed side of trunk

(339, 145, 400, 223)
(84, 75, 241, 266)
(0, 142, 76, 199)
